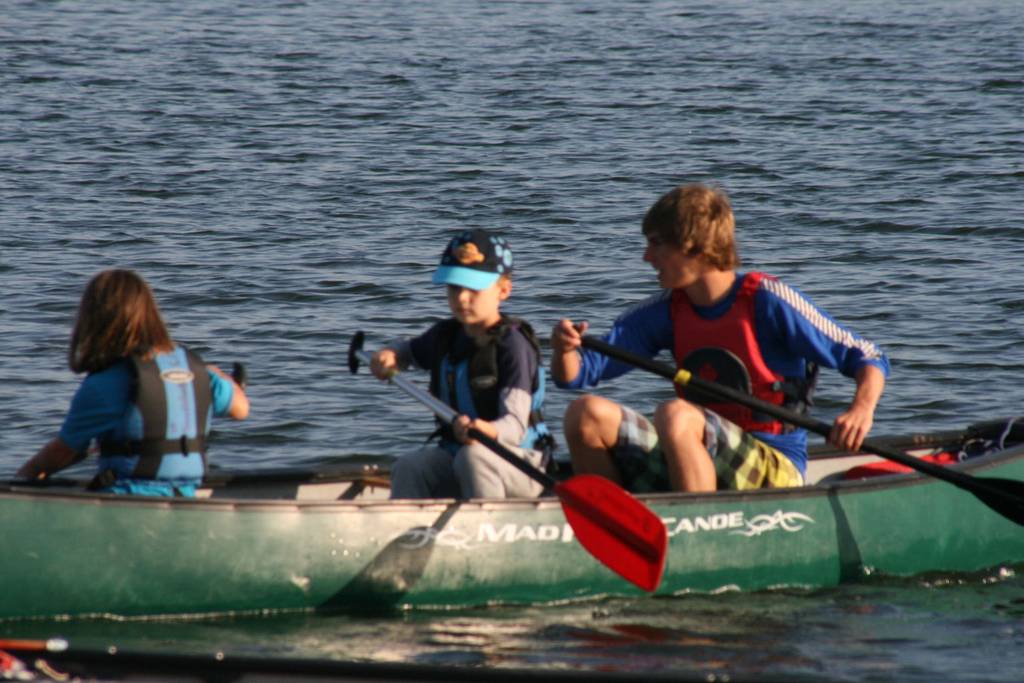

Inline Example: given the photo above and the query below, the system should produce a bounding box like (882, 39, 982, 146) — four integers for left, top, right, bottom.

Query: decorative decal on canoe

(731, 510, 815, 537)
(396, 526, 479, 550)
(393, 523, 575, 551)
(663, 509, 814, 537)
(388, 509, 814, 553)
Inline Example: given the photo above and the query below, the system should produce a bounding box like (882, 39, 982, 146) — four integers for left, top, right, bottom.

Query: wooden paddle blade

(554, 475, 667, 592)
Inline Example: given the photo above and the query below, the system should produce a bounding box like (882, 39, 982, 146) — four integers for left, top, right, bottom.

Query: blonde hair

(641, 183, 739, 270)
(68, 269, 173, 373)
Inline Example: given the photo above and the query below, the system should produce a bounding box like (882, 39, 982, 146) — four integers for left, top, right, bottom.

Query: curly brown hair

(68, 269, 173, 374)
(641, 183, 740, 270)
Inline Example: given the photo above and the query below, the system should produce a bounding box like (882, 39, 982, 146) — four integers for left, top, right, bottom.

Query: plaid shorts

(612, 405, 804, 492)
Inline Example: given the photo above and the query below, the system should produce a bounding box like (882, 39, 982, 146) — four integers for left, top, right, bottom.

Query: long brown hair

(68, 269, 173, 373)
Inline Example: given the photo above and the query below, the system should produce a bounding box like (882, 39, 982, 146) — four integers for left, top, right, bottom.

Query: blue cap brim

(432, 266, 501, 290)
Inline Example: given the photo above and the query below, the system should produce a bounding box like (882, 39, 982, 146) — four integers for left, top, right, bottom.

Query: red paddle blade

(554, 475, 667, 592)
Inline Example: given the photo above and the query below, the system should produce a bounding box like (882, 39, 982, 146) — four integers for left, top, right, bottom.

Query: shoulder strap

(428, 318, 462, 400)
(101, 346, 213, 477)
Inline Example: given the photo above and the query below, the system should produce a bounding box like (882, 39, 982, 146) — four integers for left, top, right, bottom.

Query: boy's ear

(498, 277, 512, 300)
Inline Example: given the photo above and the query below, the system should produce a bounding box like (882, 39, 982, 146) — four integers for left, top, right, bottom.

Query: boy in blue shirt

(551, 184, 889, 493)
(371, 229, 552, 499)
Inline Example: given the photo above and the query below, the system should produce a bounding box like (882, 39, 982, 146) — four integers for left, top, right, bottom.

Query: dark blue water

(2, 0, 1023, 679)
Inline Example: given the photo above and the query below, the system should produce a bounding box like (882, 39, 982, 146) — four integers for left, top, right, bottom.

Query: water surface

(2, 0, 1023, 679)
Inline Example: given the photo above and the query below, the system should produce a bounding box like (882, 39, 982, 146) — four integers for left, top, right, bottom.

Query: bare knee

(653, 399, 704, 439)
(563, 395, 624, 483)
(654, 399, 714, 492)
(564, 395, 621, 449)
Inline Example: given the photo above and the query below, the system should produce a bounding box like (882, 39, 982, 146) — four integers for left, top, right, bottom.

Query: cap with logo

(431, 229, 514, 291)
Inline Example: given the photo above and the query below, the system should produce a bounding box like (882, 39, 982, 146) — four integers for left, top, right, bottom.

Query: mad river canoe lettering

(394, 510, 813, 550)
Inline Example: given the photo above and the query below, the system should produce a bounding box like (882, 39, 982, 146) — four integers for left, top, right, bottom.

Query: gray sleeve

(492, 387, 532, 446)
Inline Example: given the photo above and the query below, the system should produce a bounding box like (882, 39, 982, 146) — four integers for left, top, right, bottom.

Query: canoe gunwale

(2, 439, 1022, 511)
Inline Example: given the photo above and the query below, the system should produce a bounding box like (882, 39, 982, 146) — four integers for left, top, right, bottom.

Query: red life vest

(671, 272, 789, 434)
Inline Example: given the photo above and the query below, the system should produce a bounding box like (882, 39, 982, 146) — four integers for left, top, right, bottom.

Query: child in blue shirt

(17, 269, 249, 496)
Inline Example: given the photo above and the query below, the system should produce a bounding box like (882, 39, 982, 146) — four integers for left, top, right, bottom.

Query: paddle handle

(0, 638, 68, 652)
(231, 362, 247, 388)
(349, 341, 556, 491)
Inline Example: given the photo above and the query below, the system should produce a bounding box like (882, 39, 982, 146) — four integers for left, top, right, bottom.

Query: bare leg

(653, 398, 716, 492)
(563, 394, 625, 484)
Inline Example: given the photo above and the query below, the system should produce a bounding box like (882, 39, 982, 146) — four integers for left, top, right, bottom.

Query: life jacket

(429, 317, 555, 460)
(97, 346, 212, 482)
(671, 272, 817, 435)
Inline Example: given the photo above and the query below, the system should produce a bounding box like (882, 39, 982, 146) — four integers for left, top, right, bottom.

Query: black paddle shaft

(581, 335, 1024, 526)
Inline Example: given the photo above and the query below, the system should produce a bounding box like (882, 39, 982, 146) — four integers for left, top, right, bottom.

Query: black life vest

(428, 317, 554, 457)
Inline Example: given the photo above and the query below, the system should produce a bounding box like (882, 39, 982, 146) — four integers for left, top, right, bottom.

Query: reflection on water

(2, 568, 1022, 679)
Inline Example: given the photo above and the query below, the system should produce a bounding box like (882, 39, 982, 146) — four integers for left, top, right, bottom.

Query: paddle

(581, 335, 1024, 527)
(231, 361, 247, 388)
(347, 332, 667, 592)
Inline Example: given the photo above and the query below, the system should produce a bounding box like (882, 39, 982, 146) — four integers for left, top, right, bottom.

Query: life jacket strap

(99, 436, 208, 458)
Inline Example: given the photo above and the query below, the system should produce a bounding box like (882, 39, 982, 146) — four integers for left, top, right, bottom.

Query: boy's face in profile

(643, 236, 707, 290)
(446, 277, 511, 331)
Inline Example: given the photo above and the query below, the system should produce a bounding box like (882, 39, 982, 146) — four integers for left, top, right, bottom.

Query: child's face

(446, 277, 511, 330)
(643, 236, 706, 290)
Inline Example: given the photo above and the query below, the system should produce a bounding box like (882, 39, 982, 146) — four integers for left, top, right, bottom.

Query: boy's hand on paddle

(370, 349, 398, 380)
(453, 415, 497, 444)
(551, 319, 588, 353)
(831, 404, 875, 453)
(550, 319, 589, 385)
(831, 365, 884, 452)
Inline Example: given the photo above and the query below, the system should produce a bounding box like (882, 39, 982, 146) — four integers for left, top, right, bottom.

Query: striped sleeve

(756, 277, 890, 379)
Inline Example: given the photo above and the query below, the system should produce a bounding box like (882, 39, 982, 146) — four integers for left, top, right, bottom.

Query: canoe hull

(3, 428, 1023, 620)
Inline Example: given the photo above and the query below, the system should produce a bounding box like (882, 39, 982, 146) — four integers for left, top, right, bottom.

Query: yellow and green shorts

(613, 405, 804, 492)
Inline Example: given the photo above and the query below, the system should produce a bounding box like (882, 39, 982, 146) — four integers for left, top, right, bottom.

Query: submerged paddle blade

(971, 477, 1024, 527)
(555, 475, 667, 592)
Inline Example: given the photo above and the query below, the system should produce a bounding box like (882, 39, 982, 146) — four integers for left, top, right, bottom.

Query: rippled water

(2, 0, 1023, 679)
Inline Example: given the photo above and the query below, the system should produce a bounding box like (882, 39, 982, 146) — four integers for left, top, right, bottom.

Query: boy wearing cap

(371, 229, 553, 500)
(551, 183, 889, 493)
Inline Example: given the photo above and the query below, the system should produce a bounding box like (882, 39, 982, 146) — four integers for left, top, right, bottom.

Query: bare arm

(830, 364, 885, 452)
(208, 364, 250, 420)
(16, 437, 85, 480)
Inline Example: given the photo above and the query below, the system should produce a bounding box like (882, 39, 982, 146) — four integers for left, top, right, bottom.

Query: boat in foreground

(2, 417, 1023, 621)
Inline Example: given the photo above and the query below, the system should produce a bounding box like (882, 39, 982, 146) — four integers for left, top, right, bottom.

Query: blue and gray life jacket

(428, 317, 555, 462)
(96, 346, 212, 485)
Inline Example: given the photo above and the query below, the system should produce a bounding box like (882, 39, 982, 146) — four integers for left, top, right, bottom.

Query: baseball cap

(431, 229, 514, 290)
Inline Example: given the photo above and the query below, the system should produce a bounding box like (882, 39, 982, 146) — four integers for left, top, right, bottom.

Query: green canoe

(2, 418, 1022, 621)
